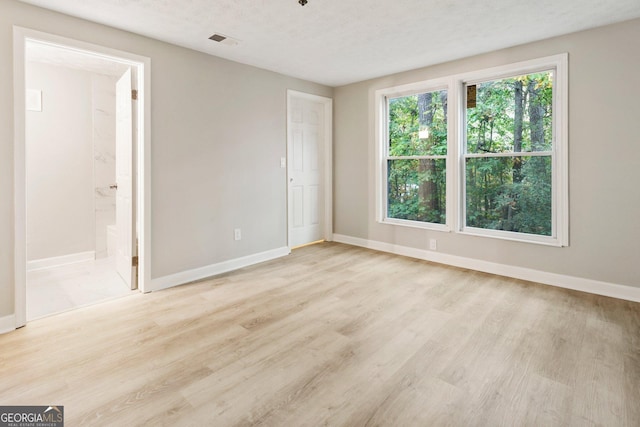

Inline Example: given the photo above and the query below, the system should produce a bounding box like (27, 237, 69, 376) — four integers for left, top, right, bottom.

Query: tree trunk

(417, 93, 438, 218)
(418, 92, 433, 125)
(528, 79, 545, 151)
(513, 80, 524, 183)
(440, 91, 448, 125)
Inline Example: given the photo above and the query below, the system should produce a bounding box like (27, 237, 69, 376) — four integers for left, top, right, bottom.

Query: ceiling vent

(208, 33, 240, 47)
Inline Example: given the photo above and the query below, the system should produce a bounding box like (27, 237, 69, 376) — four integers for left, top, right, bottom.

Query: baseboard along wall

(27, 251, 96, 272)
(149, 246, 291, 293)
(333, 234, 640, 303)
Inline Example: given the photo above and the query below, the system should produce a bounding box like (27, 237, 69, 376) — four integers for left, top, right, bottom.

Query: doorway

(286, 90, 333, 248)
(13, 28, 151, 327)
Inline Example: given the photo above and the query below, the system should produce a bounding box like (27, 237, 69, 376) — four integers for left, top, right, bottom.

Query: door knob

(110, 184, 118, 190)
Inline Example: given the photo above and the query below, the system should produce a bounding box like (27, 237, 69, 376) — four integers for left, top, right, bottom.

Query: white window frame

(375, 53, 568, 246)
(375, 77, 454, 232)
(457, 54, 568, 246)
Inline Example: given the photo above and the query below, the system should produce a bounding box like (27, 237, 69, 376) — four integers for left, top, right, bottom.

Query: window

(377, 81, 450, 230)
(460, 55, 568, 245)
(376, 54, 568, 246)
(463, 71, 555, 237)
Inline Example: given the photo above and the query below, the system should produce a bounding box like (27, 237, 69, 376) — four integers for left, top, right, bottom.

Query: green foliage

(465, 71, 553, 235)
(467, 72, 553, 153)
(385, 71, 554, 235)
(388, 159, 446, 223)
(387, 90, 448, 223)
(465, 156, 551, 235)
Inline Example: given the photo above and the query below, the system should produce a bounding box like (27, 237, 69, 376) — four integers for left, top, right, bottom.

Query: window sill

(380, 218, 450, 233)
(460, 227, 566, 247)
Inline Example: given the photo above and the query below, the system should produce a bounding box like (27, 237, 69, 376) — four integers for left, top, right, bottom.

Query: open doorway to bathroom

(25, 42, 133, 320)
(13, 28, 150, 326)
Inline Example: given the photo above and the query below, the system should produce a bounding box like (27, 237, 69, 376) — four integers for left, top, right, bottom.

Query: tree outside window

(376, 54, 567, 246)
(464, 71, 554, 236)
(386, 89, 448, 224)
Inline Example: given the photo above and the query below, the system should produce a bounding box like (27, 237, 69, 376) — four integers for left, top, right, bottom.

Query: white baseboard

(333, 234, 640, 303)
(0, 314, 16, 335)
(149, 246, 291, 292)
(27, 251, 95, 272)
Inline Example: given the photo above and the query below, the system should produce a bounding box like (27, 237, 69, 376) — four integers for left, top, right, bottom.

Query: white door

(115, 68, 136, 289)
(288, 97, 324, 248)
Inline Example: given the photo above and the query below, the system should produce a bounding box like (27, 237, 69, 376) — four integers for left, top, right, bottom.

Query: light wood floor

(1, 243, 639, 426)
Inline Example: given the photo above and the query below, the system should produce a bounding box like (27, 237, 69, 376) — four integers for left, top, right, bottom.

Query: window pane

(465, 156, 551, 235)
(466, 71, 553, 154)
(388, 90, 448, 156)
(388, 159, 446, 224)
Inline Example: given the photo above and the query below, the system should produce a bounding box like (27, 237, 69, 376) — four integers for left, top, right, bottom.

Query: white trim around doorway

(12, 27, 152, 329)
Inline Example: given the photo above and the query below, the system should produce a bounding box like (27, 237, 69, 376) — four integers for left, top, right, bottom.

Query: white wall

(333, 18, 640, 289)
(26, 62, 95, 261)
(0, 0, 332, 318)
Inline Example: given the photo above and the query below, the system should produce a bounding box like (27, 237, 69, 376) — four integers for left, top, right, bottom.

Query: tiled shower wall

(92, 74, 117, 259)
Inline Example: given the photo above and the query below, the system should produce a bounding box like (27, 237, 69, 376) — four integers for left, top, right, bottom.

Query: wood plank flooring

(1, 242, 639, 426)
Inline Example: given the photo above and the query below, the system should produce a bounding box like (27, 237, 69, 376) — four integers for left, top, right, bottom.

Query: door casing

(115, 68, 137, 289)
(12, 27, 151, 328)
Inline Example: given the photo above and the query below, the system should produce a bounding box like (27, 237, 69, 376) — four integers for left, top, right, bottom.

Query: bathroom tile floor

(27, 256, 137, 321)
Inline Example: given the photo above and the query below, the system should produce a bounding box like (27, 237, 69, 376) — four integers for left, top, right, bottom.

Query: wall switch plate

(280, 157, 286, 168)
(234, 228, 242, 241)
(429, 239, 437, 251)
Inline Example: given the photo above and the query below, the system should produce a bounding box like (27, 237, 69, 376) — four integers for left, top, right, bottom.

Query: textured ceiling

(17, 0, 640, 86)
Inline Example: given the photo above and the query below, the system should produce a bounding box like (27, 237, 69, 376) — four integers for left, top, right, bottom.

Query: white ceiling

(18, 0, 640, 87)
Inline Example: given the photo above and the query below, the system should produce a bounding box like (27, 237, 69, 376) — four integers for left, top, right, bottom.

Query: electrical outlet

(429, 239, 437, 251)
(234, 228, 242, 241)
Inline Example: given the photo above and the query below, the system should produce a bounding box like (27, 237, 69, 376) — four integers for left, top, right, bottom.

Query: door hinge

(131, 89, 138, 100)
(132, 256, 139, 267)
